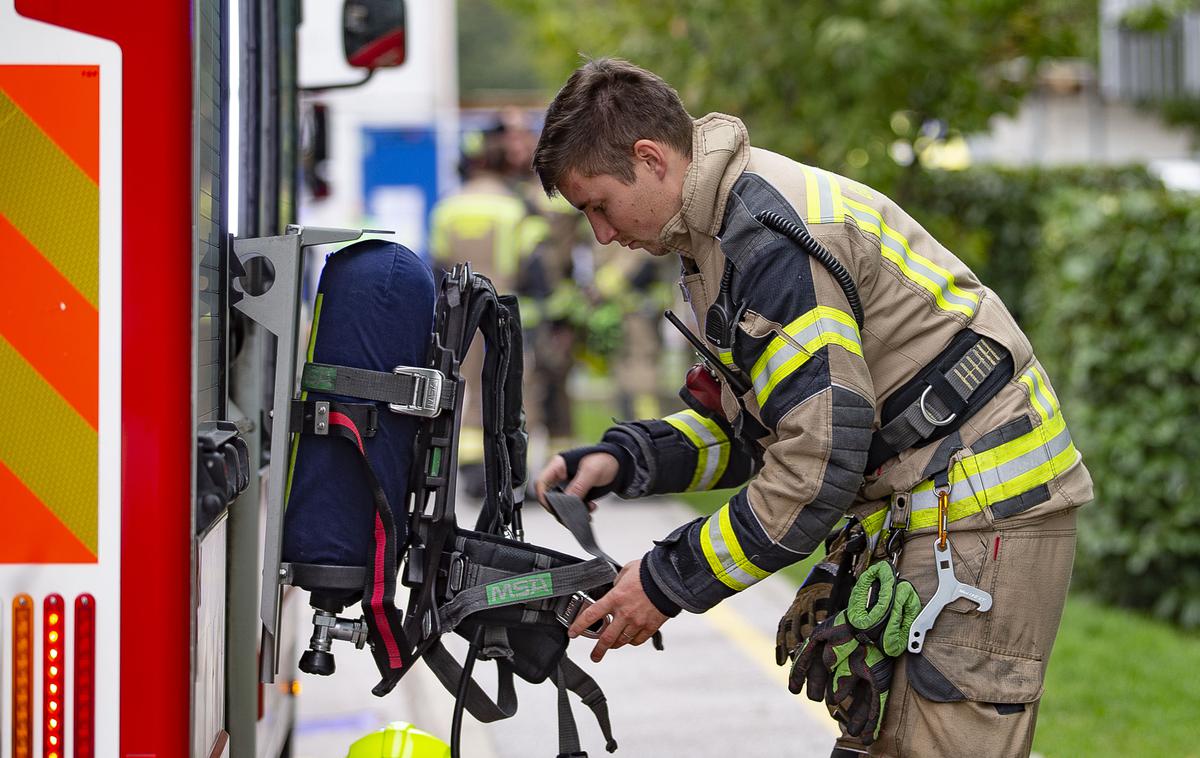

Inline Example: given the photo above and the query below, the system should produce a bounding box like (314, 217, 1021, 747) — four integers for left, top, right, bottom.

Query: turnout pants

(836, 507, 1079, 758)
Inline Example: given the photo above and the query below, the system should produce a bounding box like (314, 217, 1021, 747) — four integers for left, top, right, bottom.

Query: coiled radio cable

(754, 210, 864, 330)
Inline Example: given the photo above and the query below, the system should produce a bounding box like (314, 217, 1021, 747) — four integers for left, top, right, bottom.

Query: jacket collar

(658, 113, 750, 258)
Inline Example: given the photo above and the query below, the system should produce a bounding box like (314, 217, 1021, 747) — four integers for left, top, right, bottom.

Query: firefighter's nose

(590, 217, 618, 246)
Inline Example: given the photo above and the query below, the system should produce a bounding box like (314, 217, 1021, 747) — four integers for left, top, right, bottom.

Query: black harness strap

(302, 362, 455, 414)
(865, 330, 1014, 472)
(289, 399, 377, 438)
(555, 657, 619, 755)
(436, 558, 617, 631)
(424, 639, 520, 722)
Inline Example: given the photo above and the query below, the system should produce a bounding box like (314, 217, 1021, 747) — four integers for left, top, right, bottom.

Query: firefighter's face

(559, 140, 686, 256)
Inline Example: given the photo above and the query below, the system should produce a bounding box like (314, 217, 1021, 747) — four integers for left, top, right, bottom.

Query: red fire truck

(0, 1, 407, 756)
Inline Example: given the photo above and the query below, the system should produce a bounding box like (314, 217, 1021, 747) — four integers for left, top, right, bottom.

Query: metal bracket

(231, 225, 365, 684)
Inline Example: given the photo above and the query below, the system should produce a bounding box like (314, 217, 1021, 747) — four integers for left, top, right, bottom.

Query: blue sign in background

(361, 127, 440, 262)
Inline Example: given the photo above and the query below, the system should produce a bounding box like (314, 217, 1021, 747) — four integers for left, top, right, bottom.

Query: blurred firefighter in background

(592, 242, 676, 420)
(498, 107, 590, 458)
(429, 123, 528, 496)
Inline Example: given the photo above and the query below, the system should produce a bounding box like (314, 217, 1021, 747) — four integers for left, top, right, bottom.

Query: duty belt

(863, 364, 1079, 541)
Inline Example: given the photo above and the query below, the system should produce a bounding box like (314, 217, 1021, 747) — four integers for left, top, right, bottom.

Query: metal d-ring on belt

(865, 331, 1014, 473)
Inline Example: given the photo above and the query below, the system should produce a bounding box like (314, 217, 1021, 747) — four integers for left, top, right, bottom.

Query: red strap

(329, 411, 405, 670)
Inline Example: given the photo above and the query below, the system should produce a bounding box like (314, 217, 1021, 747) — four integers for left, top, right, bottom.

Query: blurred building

(968, 1, 1200, 189)
(296, 1, 459, 259)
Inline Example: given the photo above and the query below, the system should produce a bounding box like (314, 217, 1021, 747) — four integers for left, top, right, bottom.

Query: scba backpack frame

(233, 229, 638, 758)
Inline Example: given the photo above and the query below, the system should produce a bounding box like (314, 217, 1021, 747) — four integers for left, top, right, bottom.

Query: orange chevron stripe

(0, 212, 98, 429)
(0, 65, 99, 184)
(0, 460, 95, 563)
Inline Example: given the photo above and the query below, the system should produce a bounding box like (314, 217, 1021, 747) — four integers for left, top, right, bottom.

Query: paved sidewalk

(293, 495, 838, 757)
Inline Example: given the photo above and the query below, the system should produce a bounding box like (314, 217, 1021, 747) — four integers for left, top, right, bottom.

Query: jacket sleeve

(641, 232, 875, 614)
(600, 409, 759, 499)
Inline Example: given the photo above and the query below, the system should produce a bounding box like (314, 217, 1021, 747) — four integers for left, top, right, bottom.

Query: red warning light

(75, 594, 96, 758)
(43, 594, 65, 758)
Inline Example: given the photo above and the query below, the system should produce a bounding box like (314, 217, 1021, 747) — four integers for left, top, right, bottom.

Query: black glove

(559, 441, 633, 501)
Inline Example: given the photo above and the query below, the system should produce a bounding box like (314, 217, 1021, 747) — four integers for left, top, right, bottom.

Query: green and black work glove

(788, 561, 921, 744)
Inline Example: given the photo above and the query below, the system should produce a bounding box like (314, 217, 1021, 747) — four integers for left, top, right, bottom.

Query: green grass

(573, 398, 1200, 755)
(1033, 596, 1200, 757)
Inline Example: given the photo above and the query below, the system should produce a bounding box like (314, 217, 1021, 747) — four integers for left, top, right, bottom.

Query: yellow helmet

(345, 721, 451, 758)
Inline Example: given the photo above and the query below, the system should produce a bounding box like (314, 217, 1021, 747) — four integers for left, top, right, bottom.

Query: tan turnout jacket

(603, 114, 1093, 615)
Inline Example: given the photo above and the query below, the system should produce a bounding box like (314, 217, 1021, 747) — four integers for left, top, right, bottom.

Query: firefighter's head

(533, 58, 693, 256)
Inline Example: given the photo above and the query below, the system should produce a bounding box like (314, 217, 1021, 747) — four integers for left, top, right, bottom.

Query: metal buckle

(388, 366, 444, 417)
(919, 385, 957, 427)
(554, 592, 612, 639)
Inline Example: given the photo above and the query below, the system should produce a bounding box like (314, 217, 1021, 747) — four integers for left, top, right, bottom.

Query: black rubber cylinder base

(299, 649, 336, 676)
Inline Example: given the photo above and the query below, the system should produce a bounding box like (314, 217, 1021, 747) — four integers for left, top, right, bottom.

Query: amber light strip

(74, 594, 96, 758)
(43, 594, 65, 758)
(13, 594, 34, 758)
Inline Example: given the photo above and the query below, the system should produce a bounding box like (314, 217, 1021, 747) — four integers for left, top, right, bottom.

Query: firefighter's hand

(570, 559, 668, 662)
(535, 452, 619, 511)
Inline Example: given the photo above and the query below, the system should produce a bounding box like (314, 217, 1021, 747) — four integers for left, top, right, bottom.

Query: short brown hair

(533, 58, 693, 196)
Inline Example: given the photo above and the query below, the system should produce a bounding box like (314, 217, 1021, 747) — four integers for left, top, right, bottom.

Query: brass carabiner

(936, 488, 950, 551)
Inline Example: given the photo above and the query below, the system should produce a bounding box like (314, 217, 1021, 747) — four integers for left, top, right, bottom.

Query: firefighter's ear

(632, 139, 670, 179)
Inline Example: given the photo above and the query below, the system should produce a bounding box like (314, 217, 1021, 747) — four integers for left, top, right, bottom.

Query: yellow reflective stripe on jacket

(907, 369, 1077, 528)
(862, 506, 888, 538)
(842, 197, 979, 319)
(718, 349, 735, 367)
(699, 503, 770, 591)
(516, 214, 549, 258)
(429, 194, 526, 277)
(664, 409, 731, 491)
(1019, 365, 1058, 422)
(800, 164, 846, 224)
(750, 306, 862, 406)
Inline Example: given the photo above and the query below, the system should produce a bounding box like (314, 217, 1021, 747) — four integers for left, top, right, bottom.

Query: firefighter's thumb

(565, 452, 619, 500)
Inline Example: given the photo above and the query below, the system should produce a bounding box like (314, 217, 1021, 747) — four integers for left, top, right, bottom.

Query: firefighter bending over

(533, 58, 1092, 757)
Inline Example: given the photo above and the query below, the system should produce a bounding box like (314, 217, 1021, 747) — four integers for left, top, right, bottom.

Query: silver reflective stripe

(911, 420, 1074, 514)
(1024, 367, 1057, 420)
(843, 200, 978, 318)
(815, 170, 835, 221)
(668, 410, 727, 491)
(801, 165, 845, 223)
(700, 505, 769, 591)
(876, 229, 978, 313)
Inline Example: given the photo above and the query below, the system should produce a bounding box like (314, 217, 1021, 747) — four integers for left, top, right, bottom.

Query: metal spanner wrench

(907, 490, 993, 654)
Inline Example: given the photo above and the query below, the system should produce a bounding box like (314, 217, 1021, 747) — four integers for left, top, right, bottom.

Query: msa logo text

(486, 572, 554, 606)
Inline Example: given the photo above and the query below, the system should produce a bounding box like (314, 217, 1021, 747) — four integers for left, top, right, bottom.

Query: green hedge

(1025, 187, 1200, 628)
(899, 166, 1161, 323)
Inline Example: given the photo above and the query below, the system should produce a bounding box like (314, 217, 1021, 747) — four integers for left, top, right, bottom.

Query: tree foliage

(457, 0, 542, 99)
(501, 0, 1095, 188)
